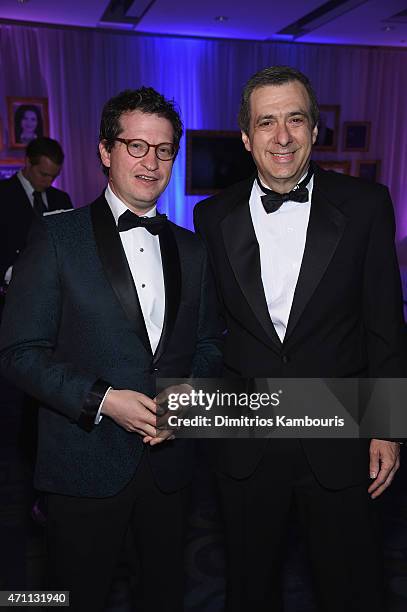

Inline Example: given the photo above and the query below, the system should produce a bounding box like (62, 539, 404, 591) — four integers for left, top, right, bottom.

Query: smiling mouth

(135, 174, 157, 182)
(270, 152, 296, 157)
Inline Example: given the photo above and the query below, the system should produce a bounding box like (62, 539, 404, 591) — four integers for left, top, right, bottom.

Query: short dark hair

(98, 87, 183, 176)
(238, 65, 319, 134)
(26, 137, 65, 166)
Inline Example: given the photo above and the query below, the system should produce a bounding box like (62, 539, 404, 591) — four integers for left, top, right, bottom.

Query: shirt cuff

(77, 379, 111, 432)
(95, 386, 112, 424)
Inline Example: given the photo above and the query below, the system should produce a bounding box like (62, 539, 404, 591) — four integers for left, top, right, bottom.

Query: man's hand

(155, 383, 194, 408)
(101, 389, 158, 438)
(368, 439, 401, 499)
(143, 384, 193, 446)
(143, 429, 175, 447)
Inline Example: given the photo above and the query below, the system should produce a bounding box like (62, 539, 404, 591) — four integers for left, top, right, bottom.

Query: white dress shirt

(17, 170, 49, 209)
(105, 185, 165, 354)
(249, 174, 314, 342)
(96, 186, 166, 423)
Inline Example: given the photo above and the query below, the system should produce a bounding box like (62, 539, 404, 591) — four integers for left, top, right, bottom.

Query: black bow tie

(117, 210, 168, 235)
(257, 165, 314, 214)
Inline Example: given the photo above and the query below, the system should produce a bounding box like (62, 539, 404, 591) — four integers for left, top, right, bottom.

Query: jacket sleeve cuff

(77, 379, 111, 432)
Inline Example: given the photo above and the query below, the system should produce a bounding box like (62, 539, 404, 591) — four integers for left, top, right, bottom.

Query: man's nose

(141, 148, 159, 171)
(273, 122, 292, 147)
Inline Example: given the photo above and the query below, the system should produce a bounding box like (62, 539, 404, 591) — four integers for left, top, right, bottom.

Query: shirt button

(140, 248, 144, 252)
(141, 283, 146, 288)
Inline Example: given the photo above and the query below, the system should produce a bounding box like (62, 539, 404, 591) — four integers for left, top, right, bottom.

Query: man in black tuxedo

(194, 66, 406, 612)
(0, 137, 73, 289)
(0, 87, 222, 611)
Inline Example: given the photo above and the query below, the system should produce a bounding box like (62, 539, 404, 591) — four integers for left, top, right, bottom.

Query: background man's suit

(0, 194, 222, 609)
(194, 165, 406, 611)
(0, 173, 73, 583)
(0, 173, 73, 284)
(0, 172, 73, 514)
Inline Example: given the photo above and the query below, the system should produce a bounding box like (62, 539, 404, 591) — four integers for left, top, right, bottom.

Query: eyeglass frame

(114, 137, 178, 161)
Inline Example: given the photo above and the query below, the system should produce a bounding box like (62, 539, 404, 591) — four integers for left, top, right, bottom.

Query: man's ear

(99, 141, 111, 169)
(242, 131, 252, 153)
(311, 124, 318, 145)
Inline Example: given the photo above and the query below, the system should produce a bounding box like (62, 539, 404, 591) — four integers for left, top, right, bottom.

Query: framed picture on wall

(356, 160, 380, 182)
(7, 97, 49, 149)
(0, 158, 24, 181)
(343, 121, 370, 152)
(186, 130, 256, 195)
(314, 105, 340, 151)
(318, 160, 351, 175)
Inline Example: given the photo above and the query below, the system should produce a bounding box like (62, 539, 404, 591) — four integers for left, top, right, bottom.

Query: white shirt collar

(105, 184, 157, 226)
(17, 169, 36, 197)
(257, 165, 312, 192)
(17, 170, 50, 209)
(254, 169, 314, 206)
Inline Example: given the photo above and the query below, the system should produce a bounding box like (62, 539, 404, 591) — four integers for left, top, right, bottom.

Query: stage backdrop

(0, 22, 406, 238)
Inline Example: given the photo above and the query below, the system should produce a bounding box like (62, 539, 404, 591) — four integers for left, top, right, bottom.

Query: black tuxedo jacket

(0, 173, 73, 282)
(0, 195, 223, 497)
(194, 165, 406, 489)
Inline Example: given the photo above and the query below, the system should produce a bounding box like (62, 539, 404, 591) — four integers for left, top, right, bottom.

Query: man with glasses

(0, 87, 222, 612)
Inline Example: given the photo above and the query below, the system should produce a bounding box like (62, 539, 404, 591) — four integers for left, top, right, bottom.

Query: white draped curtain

(0, 22, 406, 238)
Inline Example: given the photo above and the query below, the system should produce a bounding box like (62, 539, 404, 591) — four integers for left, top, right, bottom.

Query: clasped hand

(101, 385, 193, 446)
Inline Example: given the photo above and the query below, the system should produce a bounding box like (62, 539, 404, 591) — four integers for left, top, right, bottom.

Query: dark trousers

(217, 439, 384, 612)
(46, 451, 190, 612)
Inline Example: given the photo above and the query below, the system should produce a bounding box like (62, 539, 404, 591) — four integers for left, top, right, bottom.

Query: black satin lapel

(285, 187, 347, 340)
(90, 197, 152, 355)
(153, 224, 181, 364)
(221, 200, 281, 347)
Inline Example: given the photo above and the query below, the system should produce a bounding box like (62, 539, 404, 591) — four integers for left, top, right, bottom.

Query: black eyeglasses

(115, 138, 177, 161)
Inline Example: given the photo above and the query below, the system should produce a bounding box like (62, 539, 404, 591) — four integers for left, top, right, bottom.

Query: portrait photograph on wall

(356, 159, 380, 182)
(318, 160, 351, 174)
(314, 105, 340, 151)
(7, 97, 49, 149)
(343, 121, 371, 152)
